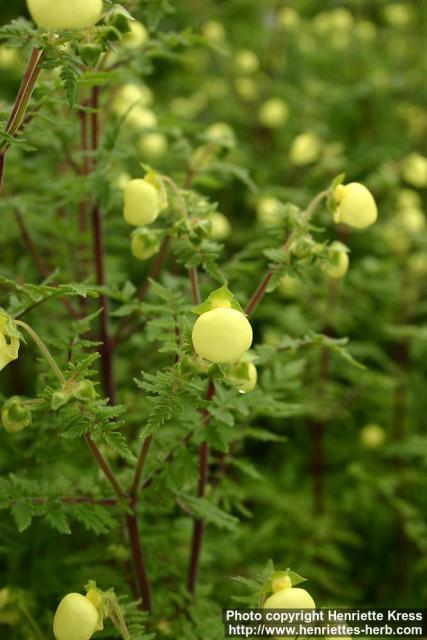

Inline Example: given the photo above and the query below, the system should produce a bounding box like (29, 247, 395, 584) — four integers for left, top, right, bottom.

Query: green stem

(14, 320, 65, 384)
(18, 602, 44, 640)
(161, 174, 188, 219)
(105, 593, 131, 640)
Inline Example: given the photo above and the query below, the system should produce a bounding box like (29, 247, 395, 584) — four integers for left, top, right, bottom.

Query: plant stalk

(187, 379, 215, 594)
(15, 320, 65, 384)
(0, 48, 44, 192)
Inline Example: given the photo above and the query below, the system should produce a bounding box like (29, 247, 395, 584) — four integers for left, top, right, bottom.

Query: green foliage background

(1, 0, 427, 638)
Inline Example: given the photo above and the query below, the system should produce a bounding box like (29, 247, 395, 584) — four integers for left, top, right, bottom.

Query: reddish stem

(114, 236, 171, 346)
(14, 210, 80, 319)
(0, 48, 44, 192)
(126, 513, 152, 611)
(245, 270, 273, 317)
(89, 87, 116, 404)
(130, 436, 153, 499)
(84, 433, 127, 500)
(187, 380, 215, 594)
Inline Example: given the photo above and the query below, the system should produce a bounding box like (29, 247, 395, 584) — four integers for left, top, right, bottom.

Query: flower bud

(396, 188, 421, 209)
(51, 390, 71, 411)
(0, 587, 10, 609)
(0, 311, 20, 372)
(360, 423, 386, 449)
(402, 153, 427, 188)
(333, 182, 378, 228)
(73, 380, 97, 403)
(208, 212, 231, 240)
(122, 21, 149, 48)
(234, 49, 260, 75)
(277, 7, 300, 29)
(78, 44, 102, 66)
(0, 47, 19, 70)
(126, 107, 157, 130)
(114, 84, 153, 113)
(289, 132, 322, 166)
(123, 177, 166, 226)
(27, 0, 103, 30)
(115, 172, 131, 191)
(201, 20, 226, 44)
(396, 208, 425, 233)
(383, 3, 413, 27)
(322, 241, 350, 279)
(225, 361, 257, 393)
(205, 122, 235, 149)
(234, 77, 258, 101)
(1, 397, 32, 434)
(130, 228, 160, 260)
(256, 197, 281, 226)
(139, 132, 168, 159)
(258, 98, 289, 129)
(278, 275, 301, 298)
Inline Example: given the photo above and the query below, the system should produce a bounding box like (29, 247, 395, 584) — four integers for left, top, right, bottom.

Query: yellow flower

(0, 312, 20, 372)
(201, 20, 226, 44)
(205, 122, 235, 148)
(333, 182, 378, 228)
(264, 584, 316, 609)
(53, 593, 102, 640)
(113, 83, 153, 113)
(209, 212, 231, 241)
(123, 21, 149, 48)
(234, 77, 258, 101)
(192, 308, 253, 364)
(289, 132, 322, 166)
(139, 132, 168, 159)
(360, 424, 386, 449)
(277, 7, 300, 29)
(0, 47, 19, 70)
(27, 0, 103, 30)
(258, 98, 289, 129)
(256, 197, 282, 226)
(234, 49, 259, 75)
(123, 175, 167, 226)
(402, 153, 427, 188)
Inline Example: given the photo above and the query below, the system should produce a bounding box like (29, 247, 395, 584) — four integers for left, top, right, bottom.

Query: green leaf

(192, 283, 245, 315)
(178, 494, 238, 531)
(11, 500, 35, 532)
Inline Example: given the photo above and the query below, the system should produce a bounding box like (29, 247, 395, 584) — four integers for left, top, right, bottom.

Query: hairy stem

(15, 320, 65, 384)
(246, 190, 328, 317)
